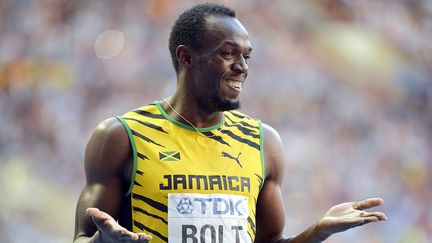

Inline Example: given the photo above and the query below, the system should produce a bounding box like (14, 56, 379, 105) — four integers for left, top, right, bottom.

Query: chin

(212, 98, 241, 111)
(198, 91, 241, 112)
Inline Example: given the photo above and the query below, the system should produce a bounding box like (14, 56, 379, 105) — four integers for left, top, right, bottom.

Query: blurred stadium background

(0, 0, 431, 242)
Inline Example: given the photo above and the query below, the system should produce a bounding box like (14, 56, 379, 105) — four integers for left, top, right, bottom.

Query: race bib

(168, 193, 251, 243)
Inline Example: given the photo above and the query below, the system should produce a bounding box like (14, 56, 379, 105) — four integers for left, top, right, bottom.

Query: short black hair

(168, 3, 236, 72)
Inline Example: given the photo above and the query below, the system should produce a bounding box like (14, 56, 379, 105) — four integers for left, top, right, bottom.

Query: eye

(222, 51, 235, 58)
(243, 54, 251, 63)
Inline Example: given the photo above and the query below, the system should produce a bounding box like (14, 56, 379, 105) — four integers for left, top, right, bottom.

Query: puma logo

(221, 151, 243, 168)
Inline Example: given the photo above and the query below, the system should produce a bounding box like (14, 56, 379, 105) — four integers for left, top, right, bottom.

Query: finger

(138, 233, 153, 241)
(360, 211, 387, 221)
(343, 215, 379, 226)
(115, 228, 153, 242)
(353, 198, 384, 210)
(117, 230, 139, 241)
(138, 233, 152, 240)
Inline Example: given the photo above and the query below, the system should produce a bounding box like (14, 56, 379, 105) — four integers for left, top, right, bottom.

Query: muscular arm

(254, 124, 386, 243)
(254, 123, 287, 242)
(73, 118, 133, 243)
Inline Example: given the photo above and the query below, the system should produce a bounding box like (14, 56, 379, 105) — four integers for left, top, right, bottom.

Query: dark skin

(74, 16, 386, 243)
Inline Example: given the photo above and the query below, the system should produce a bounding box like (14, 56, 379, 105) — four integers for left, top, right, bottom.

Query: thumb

(86, 208, 112, 222)
(86, 207, 101, 217)
(86, 208, 118, 233)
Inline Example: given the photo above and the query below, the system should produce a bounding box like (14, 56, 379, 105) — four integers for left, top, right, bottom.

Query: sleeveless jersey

(117, 101, 264, 243)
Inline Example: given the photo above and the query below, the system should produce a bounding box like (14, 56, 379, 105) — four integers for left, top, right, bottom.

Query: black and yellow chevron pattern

(117, 101, 264, 242)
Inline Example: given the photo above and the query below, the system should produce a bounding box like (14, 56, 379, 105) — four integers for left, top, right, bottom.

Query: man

(74, 3, 386, 243)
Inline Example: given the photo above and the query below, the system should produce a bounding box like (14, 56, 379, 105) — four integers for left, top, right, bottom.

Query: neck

(163, 93, 224, 128)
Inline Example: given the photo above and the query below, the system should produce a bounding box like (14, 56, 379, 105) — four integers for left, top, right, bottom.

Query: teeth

(227, 80, 242, 89)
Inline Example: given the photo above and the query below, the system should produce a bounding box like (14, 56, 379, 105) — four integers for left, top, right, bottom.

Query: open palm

(87, 208, 152, 243)
(317, 198, 387, 239)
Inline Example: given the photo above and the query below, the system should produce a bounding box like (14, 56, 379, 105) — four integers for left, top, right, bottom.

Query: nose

(231, 56, 248, 74)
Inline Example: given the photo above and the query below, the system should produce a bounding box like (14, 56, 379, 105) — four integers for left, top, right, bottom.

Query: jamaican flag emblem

(159, 151, 181, 161)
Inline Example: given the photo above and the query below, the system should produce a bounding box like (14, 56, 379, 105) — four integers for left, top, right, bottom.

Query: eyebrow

(220, 40, 253, 52)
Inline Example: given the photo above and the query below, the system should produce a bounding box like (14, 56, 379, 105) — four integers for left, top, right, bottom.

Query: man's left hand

(316, 198, 387, 239)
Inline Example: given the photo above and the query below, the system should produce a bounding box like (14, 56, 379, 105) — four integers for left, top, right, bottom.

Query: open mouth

(225, 79, 243, 91)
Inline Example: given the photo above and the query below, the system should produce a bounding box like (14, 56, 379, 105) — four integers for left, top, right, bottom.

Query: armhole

(115, 116, 137, 197)
(258, 120, 265, 188)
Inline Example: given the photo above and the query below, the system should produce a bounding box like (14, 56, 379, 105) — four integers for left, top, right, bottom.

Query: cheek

(209, 57, 231, 72)
(196, 58, 231, 90)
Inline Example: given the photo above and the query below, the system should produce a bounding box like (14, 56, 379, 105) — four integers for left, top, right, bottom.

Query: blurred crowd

(0, 0, 431, 242)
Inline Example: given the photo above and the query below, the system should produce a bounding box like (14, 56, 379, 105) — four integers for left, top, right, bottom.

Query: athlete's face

(193, 16, 252, 112)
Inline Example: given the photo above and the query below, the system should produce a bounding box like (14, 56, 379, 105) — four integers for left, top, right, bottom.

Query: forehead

(200, 16, 251, 50)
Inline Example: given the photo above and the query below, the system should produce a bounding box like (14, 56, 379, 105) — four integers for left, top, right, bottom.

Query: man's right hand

(86, 208, 152, 243)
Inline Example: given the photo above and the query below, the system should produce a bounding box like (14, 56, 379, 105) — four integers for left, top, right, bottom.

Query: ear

(176, 45, 194, 68)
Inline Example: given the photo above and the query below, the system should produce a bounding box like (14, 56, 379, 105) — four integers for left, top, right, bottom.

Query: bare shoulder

(91, 117, 128, 139)
(261, 123, 282, 148)
(261, 123, 285, 183)
(85, 117, 132, 182)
